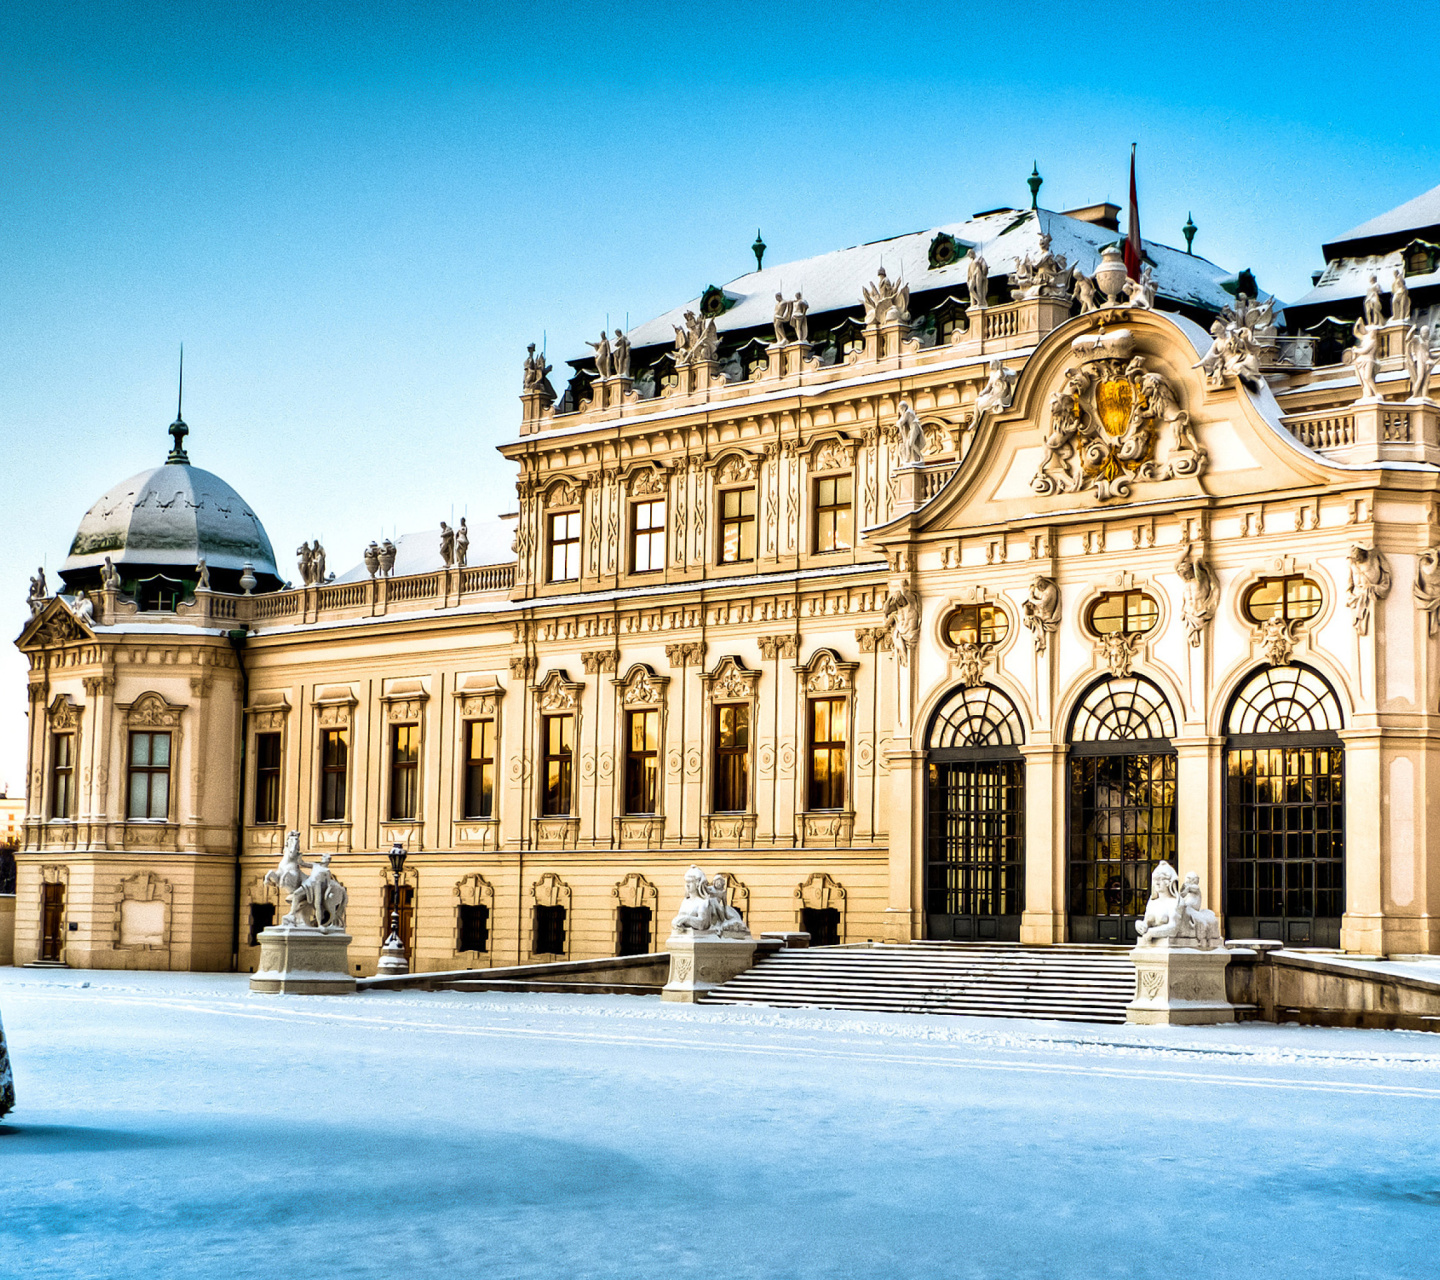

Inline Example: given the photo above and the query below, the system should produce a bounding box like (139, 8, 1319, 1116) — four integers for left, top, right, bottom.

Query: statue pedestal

(250, 926, 356, 995)
(890, 464, 927, 516)
(1126, 945, 1235, 1025)
(661, 935, 757, 1003)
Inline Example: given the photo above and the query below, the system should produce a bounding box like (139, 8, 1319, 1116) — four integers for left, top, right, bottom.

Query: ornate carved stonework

(1346, 543, 1392, 635)
(509, 654, 538, 679)
(534, 670, 582, 712)
(621, 669, 665, 706)
(757, 634, 799, 660)
(581, 649, 618, 674)
(854, 626, 892, 653)
(952, 641, 994, 688)
(707, 656, 760, 701)
(665, 641, 705, 668)
(1099, 631, 1141, 677)
(1022, 577, 1061, 654)
(811, 438, 855, 472)
(546, 478, 584, 507)
(629, 466, 668, 497)
(1032, 329, 1207, 503)
(317, 702, 351, 728)
(1260, 616, 1296, 666)
(126, 691, 183, 729)
(716, 453, 757, 485)
(804, 651, 852, 692)
(457, 693, 498, 718)
(48, 695, 81, 732)
(384, 697, 426, 722)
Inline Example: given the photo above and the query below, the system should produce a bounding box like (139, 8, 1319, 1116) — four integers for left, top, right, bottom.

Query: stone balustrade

(1282, 399, 1440, 466)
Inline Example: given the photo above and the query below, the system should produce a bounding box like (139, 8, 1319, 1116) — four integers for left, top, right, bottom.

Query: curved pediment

(888, 308, 1341, 539)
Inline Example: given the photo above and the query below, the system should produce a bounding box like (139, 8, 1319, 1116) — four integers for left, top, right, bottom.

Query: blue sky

(0, 0, 1435, 787)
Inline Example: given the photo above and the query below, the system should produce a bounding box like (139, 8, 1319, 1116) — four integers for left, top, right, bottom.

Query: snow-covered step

(704, 942, 1138, 1024)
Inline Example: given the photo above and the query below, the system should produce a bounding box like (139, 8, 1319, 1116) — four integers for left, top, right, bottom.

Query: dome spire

(166, 344, 189, 465)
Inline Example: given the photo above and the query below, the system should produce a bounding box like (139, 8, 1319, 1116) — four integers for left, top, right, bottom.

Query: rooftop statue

(1196, 316, 1261, 391)
(456, 517, 469, 567)
(439, 521, 455, 568)
(1012, 232, 1070, 300)
(1405, 325, 1434, 401)
(1363, 273, 1385, 328)
(612, 329, 631, 379)
(195, 558, 210, 591)
(773, 292, 792, 344)
(27, 567, 47, 617)
(1344, 317, 1382, 400)
(862, 267, 910, 325)
(1123, 264, 1157, 309)
(893, 399, 926, 467)
(965, 247, 989, 310)
(669, 864, 752, 939)
(974, 357, 1017, 416)
(101, 556, 121, 591)
(522, 343, 556, 405)
(72, 589, 94, 623)
(792, 292, 809, 344)
(1071, 266, 1099, 314)
(587, 330, 613, 379)
(1391, 265, 1412, 324)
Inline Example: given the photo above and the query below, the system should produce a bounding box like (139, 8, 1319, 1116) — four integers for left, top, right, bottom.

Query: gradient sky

(1, 0, 1435, 790)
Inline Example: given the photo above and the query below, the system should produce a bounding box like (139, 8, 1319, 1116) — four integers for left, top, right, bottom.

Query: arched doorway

(925, 684, 1025, 941)
(1067, 675, 1177, 943)
(1223, 664, 1344, 947)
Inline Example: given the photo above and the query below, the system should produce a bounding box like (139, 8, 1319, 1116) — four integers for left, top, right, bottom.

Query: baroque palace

(14, 181, 1440, 975)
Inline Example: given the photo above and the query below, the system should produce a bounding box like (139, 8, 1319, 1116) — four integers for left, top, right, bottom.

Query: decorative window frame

(1078, 571, 1170, 678)
(45, 695, 83, 826)
(120, 691, 185, 829)
(453, 676, 504, 846)
(311, 684, 357, 849)
(934, 587, 1018, 687)
(612, 871, 660, 954)
(806, 436, 857, 558)
(529, 871, 573, 960)
(245, 690, 291, 831)
(1228, 555, 1338, 667)
(708, 450, 762, 566)
(380, 679, 428, 844)
(531, 669, 584, 847)
(700, 656, 762, 847)
(542, 477, 585, 586)
(612, 663, 670, 843)
(454, 872, 496, 961)
(795, 872, 847, 942)
(794, 648, 859, 845)
(111, 870, 173, 952)
(624, 464, 670, 577)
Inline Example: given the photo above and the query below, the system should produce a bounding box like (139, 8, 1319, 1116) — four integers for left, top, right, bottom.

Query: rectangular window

(713, 704, 750, 813)
(718, 488, 756, 564)
(618, 905, 652, 956)
(254, 732, 281, 824)
(808, 697, 848, 811)
(631, 499, 666, 574)
(534, 903, 566, 955)
(548, 510, 581, 583)
(463, 720, 495, 818)
(319, 728, 348, 822)
(51, 733, 75, 819)
(458, 903, 490, 953)
(542, 714, 574, 816)
(624, 709, 660, 814)
(389, 724, 419, 821)
(814, 474, 853, 553)
(126, 731, 171, 820)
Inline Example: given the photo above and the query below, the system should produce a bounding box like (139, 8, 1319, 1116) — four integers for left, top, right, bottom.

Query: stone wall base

(1126, 945, 1237, 1026)
(250, 926, 356, 995)
(661, 935, 756, 1003)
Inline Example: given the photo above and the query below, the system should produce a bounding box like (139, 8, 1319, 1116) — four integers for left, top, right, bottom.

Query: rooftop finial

(1182, 211, 1197, 255)
(1027, 162, 1043, 210)
(166, 344, 190, 465)
(752, 228, 766, 272)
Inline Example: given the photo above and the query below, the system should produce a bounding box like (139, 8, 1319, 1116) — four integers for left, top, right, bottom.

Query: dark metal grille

(458, 903, 490, 953)
(1067, 753, 1176, 942)
(534, 904, 566, 955)
(1069, 675, 1176, 743)
(1226, 664, 1343, 734)
(928, 683, 1024, 749)
(926, 760, 1024, 939)
(618, 905, 652, 956)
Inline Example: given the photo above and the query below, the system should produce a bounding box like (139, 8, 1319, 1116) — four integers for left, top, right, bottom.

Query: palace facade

(14, 183, 1440, 974)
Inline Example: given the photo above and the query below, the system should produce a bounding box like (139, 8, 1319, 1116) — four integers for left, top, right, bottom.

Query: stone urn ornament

(1093, 244, 1129, 307)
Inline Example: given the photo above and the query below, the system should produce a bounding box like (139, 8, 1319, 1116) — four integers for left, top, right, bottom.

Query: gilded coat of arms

(1032, 328, 1206, 502)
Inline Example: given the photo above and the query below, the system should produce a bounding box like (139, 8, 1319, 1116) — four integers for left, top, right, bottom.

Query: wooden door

(40, 882, 65, 961)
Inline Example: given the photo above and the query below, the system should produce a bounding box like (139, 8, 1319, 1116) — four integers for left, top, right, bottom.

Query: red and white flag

(1124, 143, 1143, 280)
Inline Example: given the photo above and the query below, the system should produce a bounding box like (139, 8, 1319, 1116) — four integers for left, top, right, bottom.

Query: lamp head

(386, 843, 407, 877)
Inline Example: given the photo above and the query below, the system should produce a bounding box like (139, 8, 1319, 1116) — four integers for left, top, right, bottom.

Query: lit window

(389, 725, 419, 821)
(548, 511, 581, 583)
(127, 731, 171, 820)
(944, 603, 1010, 648)
(719, 488, 756, 564)
(542, 714, 574, 816)
(464, 720, 495, 819)
(631, 500, 666, 573)
(808, 697, 848, 811)
(714, 704, 749, 812)
(1243, 576, 1323, 624)
(1088, 590, 1159, 637)
(814, 475, 853, 553)
(624, 709, 660, 814)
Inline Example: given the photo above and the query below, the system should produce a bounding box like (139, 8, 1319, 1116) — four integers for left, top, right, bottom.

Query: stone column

(1340, 727, 1384, 954)
(1019, 743, 1066, 945)
(883, 746, 923, 941)
(1172, 735, 1223, 909)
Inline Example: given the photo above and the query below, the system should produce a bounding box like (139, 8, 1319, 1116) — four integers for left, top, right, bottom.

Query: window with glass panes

(944, 603, 1010, 648)
(127, 731, 171, 820)
(1242, 575, 1323, 624)
(713, 704, 750, 812)
(624, 709, 660, 814)
(319, 728, 348, 821)
(631, 500, 666, 573)
(813, 474, 853, 552)
(542, 714, 574, 815)
(1087, 590, 1159, 636)
(548, 510, 581, 582)
(718, 488, 756, 563)
(254, 732, 281, 824)
(388, 724, 419, 821)
(463, 719, 495, 818)
(50, 733, 75, 819)
(808, 697, 848, 810)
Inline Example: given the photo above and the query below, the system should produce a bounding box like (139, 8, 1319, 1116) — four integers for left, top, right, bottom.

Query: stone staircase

(704, 941, 1138, 1024)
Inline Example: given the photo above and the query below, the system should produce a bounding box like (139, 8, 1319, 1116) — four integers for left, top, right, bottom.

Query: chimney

(1062, 202, 1121, 232)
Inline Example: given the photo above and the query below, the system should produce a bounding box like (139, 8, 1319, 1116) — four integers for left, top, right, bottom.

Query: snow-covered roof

(1325, 182, 1440, 256)
(1287, 244, 1440, 313)
(333, 518, 515, 583)
(616, 208, 1245, 356)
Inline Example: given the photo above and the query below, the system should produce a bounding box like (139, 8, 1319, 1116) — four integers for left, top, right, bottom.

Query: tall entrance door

(1067, 676, 1177, 944)
(40, 882, 66, 961)
(1224, 665, 1345, 947)
(925, 684, 1026, 941)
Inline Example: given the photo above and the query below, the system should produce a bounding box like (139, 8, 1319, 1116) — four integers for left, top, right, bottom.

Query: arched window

(1066, 675, 1177, 944)
(928, 683, 1025, 750)
(924, 684, 1025, 941)
(1224, 664, 1344, 947)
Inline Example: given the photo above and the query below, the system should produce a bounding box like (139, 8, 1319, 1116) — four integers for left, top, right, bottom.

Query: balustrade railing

(1285, 411, 1356, 450)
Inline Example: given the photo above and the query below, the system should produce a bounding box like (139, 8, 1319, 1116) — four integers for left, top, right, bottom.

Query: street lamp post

(376, 842, 409, 977)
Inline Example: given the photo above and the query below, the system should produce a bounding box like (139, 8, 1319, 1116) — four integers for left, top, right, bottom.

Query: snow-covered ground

(4, 970, 1440, 1280)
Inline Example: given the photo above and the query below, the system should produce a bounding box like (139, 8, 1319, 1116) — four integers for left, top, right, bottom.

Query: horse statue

(264, 830, 309, 897)
(283, 852, 348, 932)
